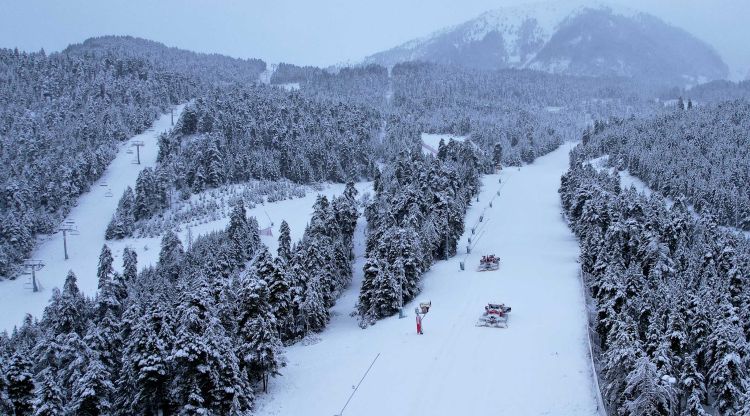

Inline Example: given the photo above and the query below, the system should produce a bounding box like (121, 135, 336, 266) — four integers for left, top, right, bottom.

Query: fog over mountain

(365, 2, 728, 86)
(0, 0, 748, 80)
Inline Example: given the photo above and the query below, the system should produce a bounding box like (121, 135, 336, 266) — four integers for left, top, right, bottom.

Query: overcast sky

(1, 0, 748, 79)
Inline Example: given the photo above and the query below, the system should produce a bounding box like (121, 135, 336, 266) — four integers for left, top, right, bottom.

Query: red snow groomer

(476, 303, 511, 328)
(477, 254, 500, 272)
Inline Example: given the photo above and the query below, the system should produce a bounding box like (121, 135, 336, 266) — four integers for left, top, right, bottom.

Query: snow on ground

(259, 63, 277, 85)
(277, 82, 300, 91)
(587, 154, 750, 239)
(421, 133, 466, 156)
(0, 104, 186, 332)
(255, 142, 601, 416)
(587, 155, 655, 198)
(106, 181, 373, 278)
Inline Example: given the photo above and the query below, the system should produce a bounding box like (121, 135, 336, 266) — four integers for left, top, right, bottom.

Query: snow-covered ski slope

(0, 105, 185, 332)
(256, 142, 601, 416)
(104, 181, 373, 283)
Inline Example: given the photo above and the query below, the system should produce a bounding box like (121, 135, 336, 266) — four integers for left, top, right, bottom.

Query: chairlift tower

(100, 182, 113, 197)
(58, 220, 79, 260)
(131, 140, 145, 164)
(22, 260, 44, 292)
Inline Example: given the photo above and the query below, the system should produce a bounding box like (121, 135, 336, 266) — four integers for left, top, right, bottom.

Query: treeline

(291, 64, 389, 109)
(358, 139, 481, 323)
(270, 62, 326, 85)
(560, 154, 750, 415)
(64, 36, 267, 87)
(660, 80, 750, 105)
(0, 47, 196, 279)
(101, 84, 381, 233)
(159, 84, 380, 187)
(0, 184, 359, 415)
(577, 100, 750, 231)
(390, 62, 656, 166)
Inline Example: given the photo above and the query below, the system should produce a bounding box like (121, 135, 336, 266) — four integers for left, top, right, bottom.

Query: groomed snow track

(255, 143, 601, 416)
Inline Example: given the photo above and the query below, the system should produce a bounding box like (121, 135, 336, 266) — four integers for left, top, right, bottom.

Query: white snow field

(255, 142, 601, 416)
(105, 181, 373, 281)
(421, 133, 466, 156)
(0, 105, 185, 332)
(0, 103, 373, 331)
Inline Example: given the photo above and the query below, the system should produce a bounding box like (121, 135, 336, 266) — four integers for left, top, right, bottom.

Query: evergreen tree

(158, 230, 184, 281)
(236, 274, 284, 392)
(32, 366, 64, 416)
(227, 200, 251, 267)
(118, 299, 173, 415)
(105, 186, 135, 240)
(254, 247, 292, 338)
(122, 246, 138, 282)
(679, 357, 706, 416)
(0, 356, 12, 415)
(277, 220, 292, 263)
(622, 355, 676, 415)
(170, 280, 253, 414)
(247, 216, 261, 259)
(68, 349, 113, 416)
(7, 352, 34, 416)
(46, 271, 88, 337)
(97, 244, 114, 291)
(300, 276, 328, 334)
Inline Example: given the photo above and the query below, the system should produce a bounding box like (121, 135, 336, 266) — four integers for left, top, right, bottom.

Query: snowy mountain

(365, 1, 728, 85)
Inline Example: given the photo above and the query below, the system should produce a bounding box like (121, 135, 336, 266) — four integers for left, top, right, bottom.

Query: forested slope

(561, 151, 750, 414)
(0, 48, 195, 277)
(64, 36, 266, 87)
(577, 101, 750, 231)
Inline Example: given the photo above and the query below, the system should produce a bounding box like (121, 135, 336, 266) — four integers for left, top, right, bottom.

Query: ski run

(0, 102, 602, 414)
(0, 105, 185, 331)
(255, 142, 601, 416)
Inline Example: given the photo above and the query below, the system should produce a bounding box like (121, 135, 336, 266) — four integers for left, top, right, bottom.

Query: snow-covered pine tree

(205, 139, 224, 188)
(369, 259, 401, 319)
(170, 279, 253, 413)
(97, 244, 114, 291)
(706, 305, 747, 415)
(253, 246, 292, 339)
(118, 297, 174, 414)
(299, 275, 328, 334)
(679, 356, 706, 416)
(134, 168, 155, 221)
(7, 352, 35, 416)
(235, 273, 284, 392)
(105, 186, 135, 240)
(227, 200, 249, 267)
(603, 315, 642, 410)
(247, 216, 261, 259)
(122, 246, 138, 282)
(0, 353, 11, 415)
(277, 220, 292, 264)
(45, 271, 89, 337)
(622, 355, 676, 415)
(68, 346, 113, 416)
(158, 230, 184, 281)
(53, 325, 116, 416)
(32, 365, 65, 416)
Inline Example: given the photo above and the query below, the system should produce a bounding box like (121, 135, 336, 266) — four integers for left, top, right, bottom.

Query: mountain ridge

(365, 1, 727, 86)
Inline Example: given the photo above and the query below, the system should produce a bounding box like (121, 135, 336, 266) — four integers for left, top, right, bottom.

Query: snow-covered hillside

(255, 143, 602, 416)
(421, 133, 466, 155)
(0, 105, 184, 331)
(105, 181, 372, 281)
(365, 0, 727, 84)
